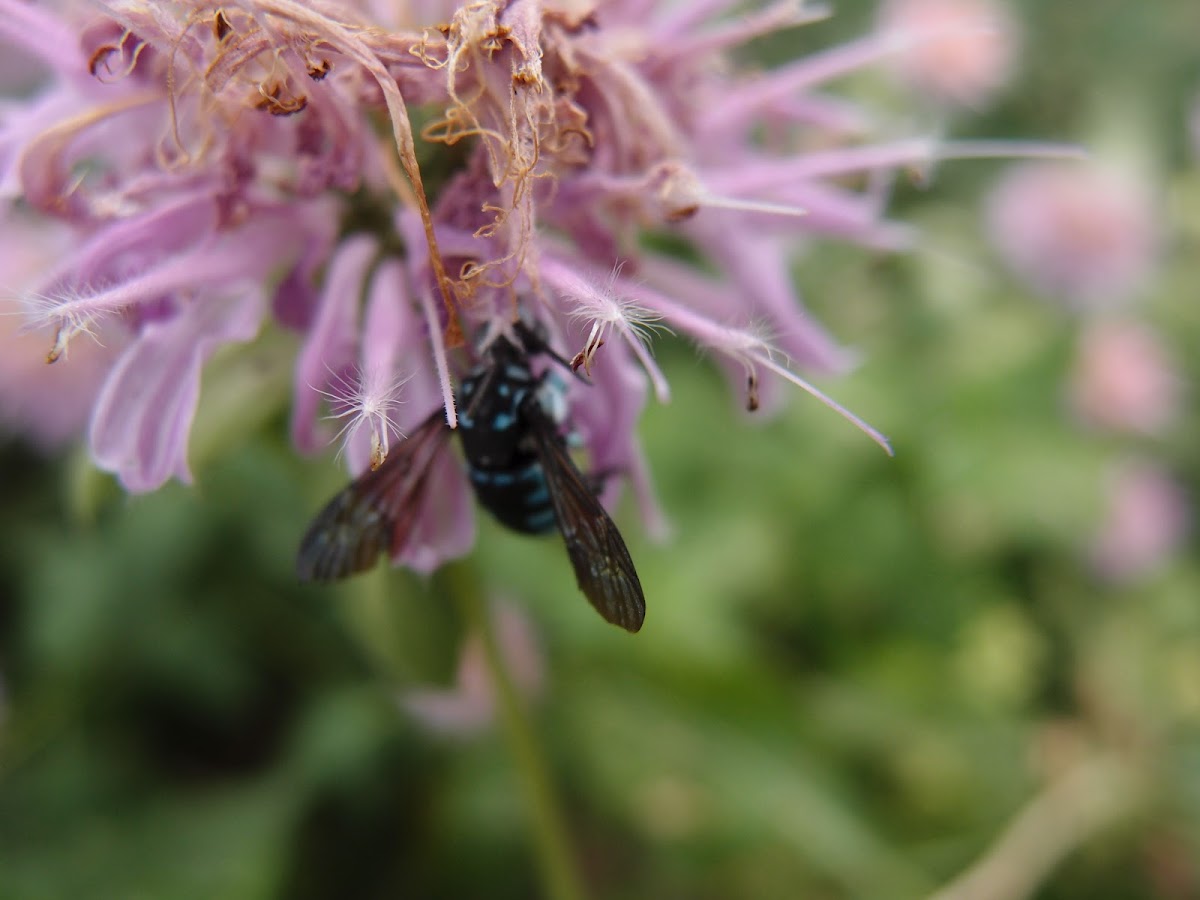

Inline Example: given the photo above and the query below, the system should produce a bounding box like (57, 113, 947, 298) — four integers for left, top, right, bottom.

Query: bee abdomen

(468, 457, 557, 534)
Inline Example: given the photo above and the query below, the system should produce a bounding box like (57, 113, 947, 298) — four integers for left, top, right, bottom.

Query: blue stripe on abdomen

(522, 507, 556, 531)
(467, 459, 556, 535)
(469, 468, 516, 486)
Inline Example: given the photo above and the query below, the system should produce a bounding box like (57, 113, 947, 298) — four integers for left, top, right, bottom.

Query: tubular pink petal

(0, 0, 91, 83)
(360, 259, 410, 409)
(25, 231, 288, 360)
(17, 90, 162, 216)
(710, 139, 1086, 193)
(619, 279, 889, 453)
(418, 284, 458, 429)
(89, 286, 265, 491)
(396, 451, 476, 574)
(753, 352, 893, 456)
(700, 32, 909, 135)
(651, 1, 830, 64)
(291, 234, 378, 454)
(37, 192, 220, 293)
(652, 0, 756, 37)
(622, 327, 671, 405)
(682, 219, 855, 374)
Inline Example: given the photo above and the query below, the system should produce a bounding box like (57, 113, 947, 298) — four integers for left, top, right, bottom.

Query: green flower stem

(446, 564, 588, 900)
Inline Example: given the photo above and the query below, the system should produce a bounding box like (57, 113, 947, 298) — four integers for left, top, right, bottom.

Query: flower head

(1091, 461, 1191, 584)
(876, 0, 1019, 110)
(985, 161, 1161, 310)
(1068, 319, 1181, 437)
(1, 0, 1068, 572)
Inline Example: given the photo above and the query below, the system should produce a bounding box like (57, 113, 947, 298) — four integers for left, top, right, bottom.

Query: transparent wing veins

(527, 409, 646, 632)
(296, 410, 450, 582)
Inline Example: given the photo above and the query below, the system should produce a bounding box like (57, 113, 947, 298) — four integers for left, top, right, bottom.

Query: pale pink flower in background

(403, 601, 543, 736)
(1091, 461, 1190, 583)
(876, 0, 1019, 109)
(1068, 320, 1181, 436)
(985, 161, 1161, 310)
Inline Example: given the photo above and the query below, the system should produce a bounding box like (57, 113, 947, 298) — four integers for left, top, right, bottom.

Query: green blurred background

(2, 2, 1198, 898)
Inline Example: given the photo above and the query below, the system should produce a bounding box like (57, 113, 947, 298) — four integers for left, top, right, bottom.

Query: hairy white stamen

(715, 323, 891, 453)
(13, 290, 108, 363)
(620, 280, 894, 455)
(547, 261, 672, 402)
(317, 364, 410, 469)
(418, 287, 458, 429)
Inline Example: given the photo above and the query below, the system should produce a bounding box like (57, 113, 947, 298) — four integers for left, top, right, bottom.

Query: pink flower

(1, 1, 1074, 574)
(877, 0, 1019, 109)
(1068, 319, 1181, 436)
(1091, 462, 1190, 583)
(402, 600, 543, 736)
(985, 162, 1161, 310)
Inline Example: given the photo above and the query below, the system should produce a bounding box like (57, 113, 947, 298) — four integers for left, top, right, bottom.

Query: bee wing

(527, 412, 646, 633)
(297, 410, 451, 582)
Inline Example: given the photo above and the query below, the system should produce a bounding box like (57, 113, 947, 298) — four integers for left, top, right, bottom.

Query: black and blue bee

(296, 321, 646, 632)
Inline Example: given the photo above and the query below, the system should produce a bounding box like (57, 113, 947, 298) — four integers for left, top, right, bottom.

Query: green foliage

(3, 2, 1200, 898)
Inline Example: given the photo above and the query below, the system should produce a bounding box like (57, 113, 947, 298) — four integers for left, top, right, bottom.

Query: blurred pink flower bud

(877, 0, 1019, 109)
(986, 162, 1161, 310)
(1091, 462, 1190, 583)
(402, 601, 543, 737)
(1068, 320, 1181, 436)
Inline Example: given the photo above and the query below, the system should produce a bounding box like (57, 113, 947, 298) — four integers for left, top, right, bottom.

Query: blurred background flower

(1068, 319, 1181, 436)
(985, 160, 1161, 310)
(876, 0, 1019, 110)
(402, 599, 543, 736)
(1090, 460, 1190, 584)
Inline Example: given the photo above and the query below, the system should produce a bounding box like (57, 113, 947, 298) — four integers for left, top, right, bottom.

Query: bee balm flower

(1068, 320, 1181, 437)
(1091, 462, 1191, 584)
(1, 0, 1071, 572)
(985, 161, 1161, 311)
(877, 0, 1019, 109)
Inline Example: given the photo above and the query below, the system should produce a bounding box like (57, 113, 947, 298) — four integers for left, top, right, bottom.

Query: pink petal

(362, 259, 476, 571)
(39, 191, 219, 293)
(290, 234, 378, 454)
(89, 286, 264, 491)
(399, 450, 476, 575)
(684, 217, 855, 373)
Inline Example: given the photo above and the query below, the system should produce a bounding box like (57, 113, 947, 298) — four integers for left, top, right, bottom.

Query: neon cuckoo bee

(296, 321, 646, 633)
